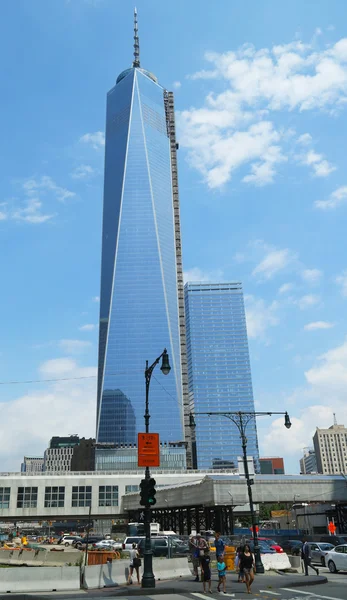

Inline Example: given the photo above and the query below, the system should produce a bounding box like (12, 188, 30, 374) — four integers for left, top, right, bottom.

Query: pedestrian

(189, 534, 201, 581)
(239, 544, 255, 594)
(236, 545, 245, 583)
(127, 542, 141, 585)
(214, 531, 226, 559)
(200, 547, 212, 593)
(217, 554, 227, 594)
(301, 539, 319, 576)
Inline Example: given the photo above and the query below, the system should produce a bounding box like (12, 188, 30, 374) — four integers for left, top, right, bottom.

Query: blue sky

(1, 0, 347, 473)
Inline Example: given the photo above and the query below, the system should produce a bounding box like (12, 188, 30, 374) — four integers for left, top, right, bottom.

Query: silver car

(308, 542, 334, 566)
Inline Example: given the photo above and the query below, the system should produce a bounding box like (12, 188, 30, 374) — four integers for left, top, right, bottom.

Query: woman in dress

(239, 544, 255, 594)
(127, 542, 141, 585)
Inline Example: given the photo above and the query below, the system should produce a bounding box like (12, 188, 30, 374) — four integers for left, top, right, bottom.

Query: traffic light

(140, 479, 148, 506)
(147, 478, 156, 506)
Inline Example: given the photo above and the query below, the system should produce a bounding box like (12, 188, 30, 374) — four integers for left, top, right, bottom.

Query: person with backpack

(301, 539, 319, 576)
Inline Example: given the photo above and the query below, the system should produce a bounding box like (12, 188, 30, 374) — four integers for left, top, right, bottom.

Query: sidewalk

(111, 571, 327, 597)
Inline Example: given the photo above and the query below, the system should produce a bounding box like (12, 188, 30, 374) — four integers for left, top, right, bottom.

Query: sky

(1, 0, 347, 474)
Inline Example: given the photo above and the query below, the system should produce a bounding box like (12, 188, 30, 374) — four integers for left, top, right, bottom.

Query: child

(200, 548, 212, 593)
(217, 555, 227, 594)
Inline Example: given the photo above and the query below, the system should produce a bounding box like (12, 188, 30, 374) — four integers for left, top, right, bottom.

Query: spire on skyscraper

(133, 7, 140, 68)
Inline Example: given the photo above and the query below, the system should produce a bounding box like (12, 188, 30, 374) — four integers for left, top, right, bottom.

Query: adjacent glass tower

(184, 282, 260, 471)
(96, 11, 185, 450)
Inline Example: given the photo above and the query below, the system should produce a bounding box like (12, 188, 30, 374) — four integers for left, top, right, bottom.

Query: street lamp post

(189, 410, 291, 575)
(141, 348, 171, 590)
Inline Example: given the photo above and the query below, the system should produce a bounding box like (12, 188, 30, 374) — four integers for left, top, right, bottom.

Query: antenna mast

(333, 413, 337, 426)
(133, 7, 140, 68)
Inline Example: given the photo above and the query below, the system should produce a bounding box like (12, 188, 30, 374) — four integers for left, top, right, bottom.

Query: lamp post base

(141, 550, 155, 588)
(254, 549, 265, 574)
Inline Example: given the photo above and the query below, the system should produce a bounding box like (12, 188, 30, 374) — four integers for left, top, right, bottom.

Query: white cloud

(296, 294, 320, 310)
(301, 268, 323, 284)
(298, 149, 336, 177)
(173, 81, 181, 89)
(183, 267, 224, 283)
(80, 131, 105, 150)
(71, 165, 95, 180)
(297, 133, 313, 146)
(23, 176, 75, 203)
(79, 324, 96, 331)
(278, 282, 294, 294)
(335, 270, 347, 296)
(244, 294, 279, 340)
(0, 358, 96, 470)
(92, 296, 100, 303)
(315, 186, 347, 210)
(59, 339, 92, 354)
(261, 337, 347, 464)
(12, 199, 55, 224)
(252, 248, 295, 280)
(180, 37, 347, 188)
(304, 321, 334, 331)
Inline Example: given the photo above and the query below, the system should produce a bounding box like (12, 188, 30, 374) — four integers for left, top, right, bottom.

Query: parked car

(57, 535, 83, 547)
(280, 540, 303, 555)
(94, 539, 122, 551)
(320, 535, 347, 546)
(73, 535, 104, 549)
(122, 536, 144, 551)
(307, 542, 334, 566)
(245, 540, 276, 554)
(137, 537, 189, 558)
(325, 544, 347, 573)
(258, 538, 284, 553)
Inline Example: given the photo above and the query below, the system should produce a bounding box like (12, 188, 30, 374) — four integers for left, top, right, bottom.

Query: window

(72, 486, 92, 507)
(17, 487, 38, 508)
(0, 488, 10, 509)
(44, 486, 65, 508)
(125, 485, 139, 494)
(98, 485, 118, 507)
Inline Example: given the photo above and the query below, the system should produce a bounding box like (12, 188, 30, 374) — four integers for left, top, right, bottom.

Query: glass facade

(95, 444, 187, 471)
(17, 487, 38, 508)
(0, 487, 10, 509)
(96, 67, 183, 448)
(184, 282, 260, 471)
(44, 486, 65, 508)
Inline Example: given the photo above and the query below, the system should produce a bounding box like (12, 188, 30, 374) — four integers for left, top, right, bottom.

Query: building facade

(259, 457, 285, 475)
(300, 448, 317, 474)
(20, 457, 44, 474)
(96, 11, 186, 457)
(95, 443, 187, 471)
(44, 436, 80, 473)
(313, 422, 347, 475)
(184, 282, 259, 470)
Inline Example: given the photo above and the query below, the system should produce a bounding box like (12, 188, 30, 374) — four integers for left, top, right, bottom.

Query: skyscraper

(96, 11, 188, 456)
(184, 282, 260, 470)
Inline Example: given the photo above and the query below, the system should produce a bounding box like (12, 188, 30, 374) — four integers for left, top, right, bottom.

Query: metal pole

(84, 505, 92, 568)
(240, 417, 264, 574)
(142, 360, 155, 589)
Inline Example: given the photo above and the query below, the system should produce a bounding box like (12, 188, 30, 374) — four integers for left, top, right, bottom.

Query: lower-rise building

(20, 457, 44, 473)
(259, 457, 285, 475)
(95, 442, 187, 471)
(44, 436, 80, 472)
(313, 421, 347, 474)
(300, 448, 317, 474)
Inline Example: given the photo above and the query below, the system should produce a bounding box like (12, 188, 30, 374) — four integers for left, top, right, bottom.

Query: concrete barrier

(83, 557, 191, 589)
(0, 549, 80, 568)
(0, 566, 80, 593)
(154, 557, 191, 580)
(261, 553, 291, 571)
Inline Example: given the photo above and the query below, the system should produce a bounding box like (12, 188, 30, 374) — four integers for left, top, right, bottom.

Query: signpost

(138, 433, 160, 467)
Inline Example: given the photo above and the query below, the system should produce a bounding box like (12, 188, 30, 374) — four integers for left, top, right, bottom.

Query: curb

(274, 575, 328, 587)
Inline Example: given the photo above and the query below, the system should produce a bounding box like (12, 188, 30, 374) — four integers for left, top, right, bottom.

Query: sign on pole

(138, 433, 160, 467)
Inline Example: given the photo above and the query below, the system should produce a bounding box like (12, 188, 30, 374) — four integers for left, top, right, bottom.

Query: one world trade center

(96, 10, 190, 463)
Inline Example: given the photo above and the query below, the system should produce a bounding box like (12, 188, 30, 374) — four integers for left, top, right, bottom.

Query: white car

(325, 544, 347, 572)
(94, 539, 122, 550)
(122, 536, 145, 551)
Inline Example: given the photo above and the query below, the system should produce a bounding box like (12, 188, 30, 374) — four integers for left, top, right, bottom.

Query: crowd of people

(189, 532, 256, 595)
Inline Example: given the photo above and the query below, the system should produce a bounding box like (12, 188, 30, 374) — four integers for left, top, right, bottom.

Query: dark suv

(73, 535, 104, 549)
(137, 537, 188, 557)
(319, 536, 347, 546)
